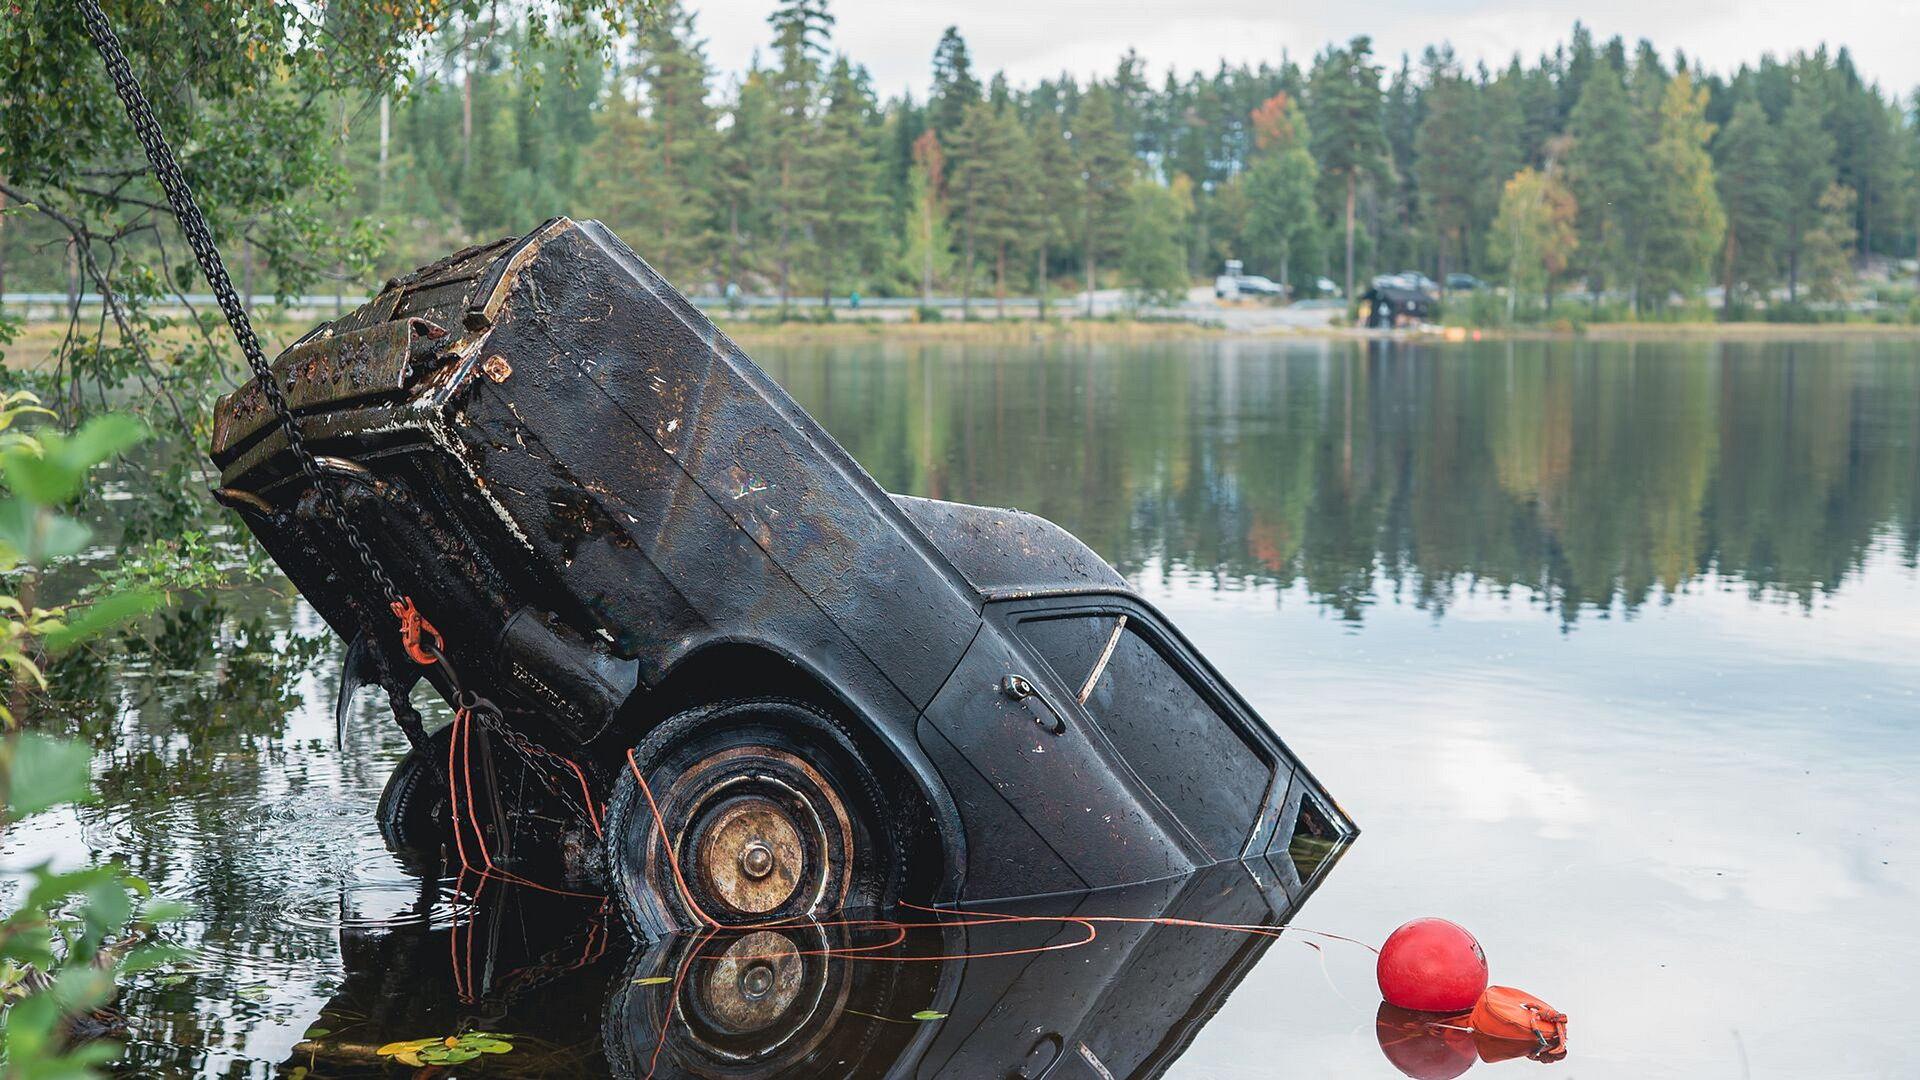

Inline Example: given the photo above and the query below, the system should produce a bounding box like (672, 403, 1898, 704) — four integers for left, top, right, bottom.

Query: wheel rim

(655, 745, 856, 925)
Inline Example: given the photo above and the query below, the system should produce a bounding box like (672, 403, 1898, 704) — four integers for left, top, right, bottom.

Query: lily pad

(377, 1031, 516, 1066)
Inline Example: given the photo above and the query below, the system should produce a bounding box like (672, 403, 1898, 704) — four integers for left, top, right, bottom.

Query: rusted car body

(210, 217, 1353, 933)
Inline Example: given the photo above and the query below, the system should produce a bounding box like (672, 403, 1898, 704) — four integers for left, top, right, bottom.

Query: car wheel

(604, 698, 897, 942)
(377, 723, 457, 852)
(376, 719, 593, 881)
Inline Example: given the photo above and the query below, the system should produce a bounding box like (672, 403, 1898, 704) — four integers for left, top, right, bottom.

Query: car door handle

(1003, 674, 1067, 735)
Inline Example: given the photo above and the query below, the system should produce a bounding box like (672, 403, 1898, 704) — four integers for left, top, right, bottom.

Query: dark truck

(210, 217, 1353, 937)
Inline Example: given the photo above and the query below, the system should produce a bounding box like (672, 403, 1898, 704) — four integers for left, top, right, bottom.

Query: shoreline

(4, 312, 1916, 370)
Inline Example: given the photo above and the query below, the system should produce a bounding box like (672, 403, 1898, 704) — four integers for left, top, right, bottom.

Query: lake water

(4, 336, 1917, 1078)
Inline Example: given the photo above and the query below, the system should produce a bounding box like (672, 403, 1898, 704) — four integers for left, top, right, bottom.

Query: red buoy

(1377, 918, 1488, 1012)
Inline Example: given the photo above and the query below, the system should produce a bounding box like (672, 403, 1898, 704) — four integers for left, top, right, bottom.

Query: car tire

(604, 698, 898, 943)
(377, 723, 457, 853)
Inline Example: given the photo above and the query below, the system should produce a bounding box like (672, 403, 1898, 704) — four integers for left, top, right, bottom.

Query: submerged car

(209, 217, 1355, 937)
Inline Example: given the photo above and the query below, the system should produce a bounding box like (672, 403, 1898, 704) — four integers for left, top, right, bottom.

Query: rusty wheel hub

(700, 931, 807, 1033)
(696, 795, 808, 915)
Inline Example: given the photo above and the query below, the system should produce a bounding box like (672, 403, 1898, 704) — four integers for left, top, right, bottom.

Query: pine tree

(1776, 88, 1837, 301)
(810, 57, 888, 304)
(1640, 71, 1725, 308)
(1306, 37, 1389, 300)
(587, 2, 720, 287)
(1801, 183, 1858, 300)
(1029, 109, 1078, 317)
(1072, 84, 1133, 314)
(950, 101, 1039, 316)
(928, 27, 980, 137)
(1414, 50, 1480, 283)
(767, 0, 834, 314)
(719, 67, 778, 294)
(1713, 99, 1784, 314)
(1566, 62, 1647, 302)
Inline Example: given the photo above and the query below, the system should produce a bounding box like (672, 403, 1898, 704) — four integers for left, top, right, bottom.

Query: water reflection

(281, 858, 1341, 1079)
(766, 339, 1919, 624)
(5, 338, 1914, 1076)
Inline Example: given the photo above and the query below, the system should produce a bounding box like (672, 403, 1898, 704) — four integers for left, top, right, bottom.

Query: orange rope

(447, 709, 603, 901)
(626, 748, 722, 928)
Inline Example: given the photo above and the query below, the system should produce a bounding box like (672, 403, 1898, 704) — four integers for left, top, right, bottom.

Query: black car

(210, 217, 1354, 937)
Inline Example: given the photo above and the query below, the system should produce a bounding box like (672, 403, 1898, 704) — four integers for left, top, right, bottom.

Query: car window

(1016, 614, 1271, 861)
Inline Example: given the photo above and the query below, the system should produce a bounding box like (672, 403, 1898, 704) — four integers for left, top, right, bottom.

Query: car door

(917, 619, 1198, 897)
(996, 596, 1293, 868)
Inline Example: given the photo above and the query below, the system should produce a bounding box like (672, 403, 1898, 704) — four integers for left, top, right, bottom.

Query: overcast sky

(684, 0, 1920, 102)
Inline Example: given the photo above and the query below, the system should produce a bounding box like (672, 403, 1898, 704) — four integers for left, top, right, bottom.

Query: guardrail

(0, 291, 1053, 312)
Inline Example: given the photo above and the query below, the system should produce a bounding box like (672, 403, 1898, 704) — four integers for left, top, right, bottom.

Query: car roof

(892, 494, 1128, 601)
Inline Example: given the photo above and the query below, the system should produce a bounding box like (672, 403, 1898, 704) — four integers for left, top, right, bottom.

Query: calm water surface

(4, 337, 1916, 1078)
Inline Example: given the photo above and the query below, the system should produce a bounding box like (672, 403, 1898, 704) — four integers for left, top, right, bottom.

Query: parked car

(1215, 272, 1285, 298)
(210, 216, 1356, 939)
(1398, 271, 1440, 293)
(1445, 273, 1484, 291)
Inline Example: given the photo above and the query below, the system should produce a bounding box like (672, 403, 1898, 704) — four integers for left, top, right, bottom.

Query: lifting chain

(75, 0, 405, 617)
(72, 1, 577, 824)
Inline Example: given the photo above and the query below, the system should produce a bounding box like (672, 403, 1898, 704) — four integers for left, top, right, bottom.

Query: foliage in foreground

(0, 391, 183, 1080)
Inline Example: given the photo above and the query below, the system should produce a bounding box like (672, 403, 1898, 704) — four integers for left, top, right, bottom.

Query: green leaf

(122, 942, 193, 975)
(82, 876, 133, 935)
(0, 496, 35, 567)
(0, 414, 148, 505)
(42, 589, 164, 654)
(4, 733, 96, 818)
(24, 864, 122, 911)
(35, 513, 94, 561)
(911, 1010, 948, 1021)
(0, 927, 57, 969)
(303, 1027, 331, 1039)
(1, 451, 78, 505)
(631, 975, 674, 986)
(60, 414, 150, 473)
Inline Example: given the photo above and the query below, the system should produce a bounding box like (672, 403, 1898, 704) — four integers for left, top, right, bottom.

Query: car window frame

(988, 591, 1289, 863)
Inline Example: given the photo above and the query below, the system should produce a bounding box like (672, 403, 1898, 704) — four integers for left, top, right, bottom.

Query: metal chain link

(74, 0, 406, 617)
(78, 1, 602, 839)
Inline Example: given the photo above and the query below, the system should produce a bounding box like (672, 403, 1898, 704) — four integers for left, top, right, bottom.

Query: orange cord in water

(446, 709, 603, 901)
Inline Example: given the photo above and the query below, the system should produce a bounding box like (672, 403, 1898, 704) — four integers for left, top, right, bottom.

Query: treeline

(319, 5, 1920, 318)
(9, 5, 1920, 319)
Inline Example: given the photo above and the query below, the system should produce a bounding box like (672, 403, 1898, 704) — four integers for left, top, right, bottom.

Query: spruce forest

(7, 2, 1920, 321)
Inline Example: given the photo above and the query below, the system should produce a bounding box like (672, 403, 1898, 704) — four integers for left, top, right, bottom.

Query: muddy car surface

(210, 217, 1354, 936)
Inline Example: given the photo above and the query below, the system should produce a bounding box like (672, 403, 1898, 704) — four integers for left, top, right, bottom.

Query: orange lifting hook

(391, 596, 444, 666)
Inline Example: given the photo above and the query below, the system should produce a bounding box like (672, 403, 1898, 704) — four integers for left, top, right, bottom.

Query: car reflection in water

(290, 816, 1348, 1079)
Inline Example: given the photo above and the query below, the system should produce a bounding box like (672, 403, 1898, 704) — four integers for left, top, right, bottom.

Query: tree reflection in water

(10, 337, 1914, 1075)
(774, 338, 1918, 625)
